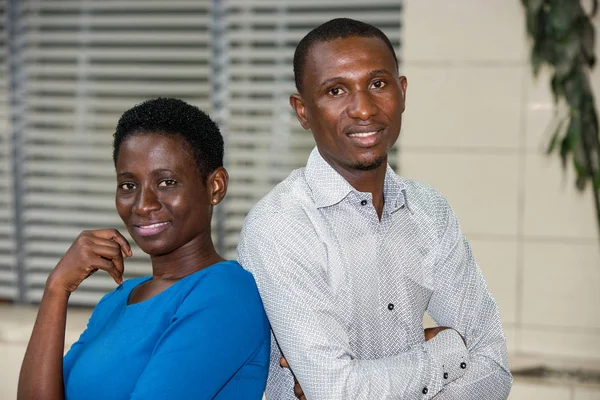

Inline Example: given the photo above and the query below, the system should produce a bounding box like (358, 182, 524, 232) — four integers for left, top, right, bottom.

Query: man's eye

(329, 87, 343, 96)
(119, 182, 135, 190)
(158, 179, 177, 187)
(372, 80, 386, 89)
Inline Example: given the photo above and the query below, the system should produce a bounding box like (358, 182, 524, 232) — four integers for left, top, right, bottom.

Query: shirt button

(387, 303, 394, 310)
(443, 372, 448, 379)
(422, 387, 428, 394)
(460, 362, 467, 369)
(360, 199, 367, 206)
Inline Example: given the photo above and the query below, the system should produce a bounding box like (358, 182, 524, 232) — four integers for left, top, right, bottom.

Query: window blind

(7, 0, 403, 304)
(222, 0, 403, 259)
(0, 0, 17, 301)
(18, 0, 213, 305)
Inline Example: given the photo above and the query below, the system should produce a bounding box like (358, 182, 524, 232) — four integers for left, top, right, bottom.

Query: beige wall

(401, 0, 600, 362)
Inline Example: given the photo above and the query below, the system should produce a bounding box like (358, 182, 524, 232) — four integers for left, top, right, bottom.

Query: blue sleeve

(63, 288, 121, 382)
(129, 266, 270, 400)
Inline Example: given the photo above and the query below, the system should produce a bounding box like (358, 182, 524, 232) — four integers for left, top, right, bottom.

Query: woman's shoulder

(180, 260, 265, 311)
(188, 260, 257, 289)
(174, 261, 269, 345)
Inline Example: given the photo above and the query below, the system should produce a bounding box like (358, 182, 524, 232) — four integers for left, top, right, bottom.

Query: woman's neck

(149, 240, 224, 280)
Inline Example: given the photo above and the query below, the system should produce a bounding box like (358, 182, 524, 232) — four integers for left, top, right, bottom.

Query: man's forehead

(310, 35, 386, 54)
(305, 37, 396, 74)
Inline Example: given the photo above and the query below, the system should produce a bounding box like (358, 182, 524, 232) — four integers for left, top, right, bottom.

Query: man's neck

(338, 165, 387, 220)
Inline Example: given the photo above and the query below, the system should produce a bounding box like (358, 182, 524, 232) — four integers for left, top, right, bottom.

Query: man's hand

(424, 326, 467, 346)
(281, 330, 455, 399)
(280, 357, 305, 400)
(424, 326, 450, 341)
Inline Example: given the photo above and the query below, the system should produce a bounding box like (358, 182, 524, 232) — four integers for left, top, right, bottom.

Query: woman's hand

(18, 229, 132, 400)
(47, 229, 132, 294)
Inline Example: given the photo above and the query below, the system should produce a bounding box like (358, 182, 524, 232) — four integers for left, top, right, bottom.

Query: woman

(18, 98, 270, 399)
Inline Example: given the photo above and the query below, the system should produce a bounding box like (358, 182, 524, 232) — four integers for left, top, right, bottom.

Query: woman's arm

(17, 229, 131, 400)
(18, 283, 70, 399)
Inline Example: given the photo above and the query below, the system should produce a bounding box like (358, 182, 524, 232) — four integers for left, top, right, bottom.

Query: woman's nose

(132, 187, 161, 216)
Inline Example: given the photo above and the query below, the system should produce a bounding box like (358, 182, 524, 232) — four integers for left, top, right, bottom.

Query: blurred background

(0, 1, 599, 399)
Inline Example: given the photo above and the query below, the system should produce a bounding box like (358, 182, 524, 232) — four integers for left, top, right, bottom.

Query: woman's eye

(158, 179, 177, 187)
(119, 182, 135, 191)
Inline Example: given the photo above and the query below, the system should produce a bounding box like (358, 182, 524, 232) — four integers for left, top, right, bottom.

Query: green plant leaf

(547, 117, 566, 154)
(551, 72, 566, 103)
(560, 117, 581, 169)
(591, 0, 599, 17)
(523, 0, 545, 12)
(594, 171, 600, 190)
(554, 32, 581, 76)
(531, 39, 549, 76)
(573, 144, 588, 190)
(524, 0, 600, 240)
(563, 68, 585, 109)
(524, 0, 546, 36)
(547, 0, 580, 39)
(579, 17, 597, 67)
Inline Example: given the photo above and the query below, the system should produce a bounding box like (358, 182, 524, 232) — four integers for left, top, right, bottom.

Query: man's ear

(289, 94, 311, 130)
(399, 75, 408, 113)
(208, 167, 228, 206)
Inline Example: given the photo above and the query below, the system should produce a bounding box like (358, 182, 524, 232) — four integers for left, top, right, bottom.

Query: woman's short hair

(113, 98, 223, 179)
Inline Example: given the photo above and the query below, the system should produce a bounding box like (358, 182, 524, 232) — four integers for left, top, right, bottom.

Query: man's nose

(347, 90, 378, 120)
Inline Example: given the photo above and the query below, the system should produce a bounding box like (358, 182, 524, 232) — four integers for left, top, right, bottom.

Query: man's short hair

(293, 18, 399, 93)
(113, 97, 224, 179)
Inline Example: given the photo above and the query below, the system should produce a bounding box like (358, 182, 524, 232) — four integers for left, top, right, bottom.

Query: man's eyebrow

(369, 69, 392, 76)
(318, 69, 393, 88)
(318, 76, 343, 89)
(117, 172, 133, 178)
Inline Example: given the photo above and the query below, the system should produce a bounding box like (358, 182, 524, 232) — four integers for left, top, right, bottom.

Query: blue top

(63, 260, 270, 400)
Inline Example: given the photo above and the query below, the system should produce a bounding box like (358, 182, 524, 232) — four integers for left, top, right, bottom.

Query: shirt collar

(305, 147, 409, 211)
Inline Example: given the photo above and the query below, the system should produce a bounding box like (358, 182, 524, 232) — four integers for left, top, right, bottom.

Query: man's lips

(133, 221, 170, 237)
(346, 126, 385, 146)
(348, 130, 379, 138)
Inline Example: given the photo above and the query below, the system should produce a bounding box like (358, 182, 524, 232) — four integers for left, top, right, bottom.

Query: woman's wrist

(44, 277, 71, 300)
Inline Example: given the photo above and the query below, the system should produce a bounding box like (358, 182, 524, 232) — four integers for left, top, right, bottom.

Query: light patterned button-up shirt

(238, 147, 512, 399)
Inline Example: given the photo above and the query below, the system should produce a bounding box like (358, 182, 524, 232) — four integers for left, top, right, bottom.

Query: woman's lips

(133, 221, 170, 237)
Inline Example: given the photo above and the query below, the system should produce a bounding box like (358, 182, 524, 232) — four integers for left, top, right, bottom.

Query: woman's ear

(208, 167, 228, 206)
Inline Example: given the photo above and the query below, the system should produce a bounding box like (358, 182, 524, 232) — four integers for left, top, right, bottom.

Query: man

(238, 18, 512, 399)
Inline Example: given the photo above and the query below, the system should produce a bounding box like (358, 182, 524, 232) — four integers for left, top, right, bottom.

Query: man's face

(291, 36, 407, 175)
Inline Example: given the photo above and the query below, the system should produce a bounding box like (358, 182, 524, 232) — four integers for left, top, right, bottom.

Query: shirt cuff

(422, 329, 470, 397)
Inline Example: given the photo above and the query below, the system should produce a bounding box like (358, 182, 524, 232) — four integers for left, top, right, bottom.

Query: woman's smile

(133, 221, 171, 237)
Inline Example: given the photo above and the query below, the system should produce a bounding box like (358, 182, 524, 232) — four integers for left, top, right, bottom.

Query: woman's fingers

(53, 229, 130, 291)
(88, 229, 132, 258)
(90, 253, 123, 285)
(89, 238, 126, 277)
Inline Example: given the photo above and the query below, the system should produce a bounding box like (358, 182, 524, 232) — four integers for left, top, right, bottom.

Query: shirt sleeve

(426, 199, 513, 399)
(128, 267, 270, 400)
(238, 211, 472, 400)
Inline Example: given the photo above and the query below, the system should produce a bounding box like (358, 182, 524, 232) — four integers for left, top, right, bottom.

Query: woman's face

(115, 133, 224, 256)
